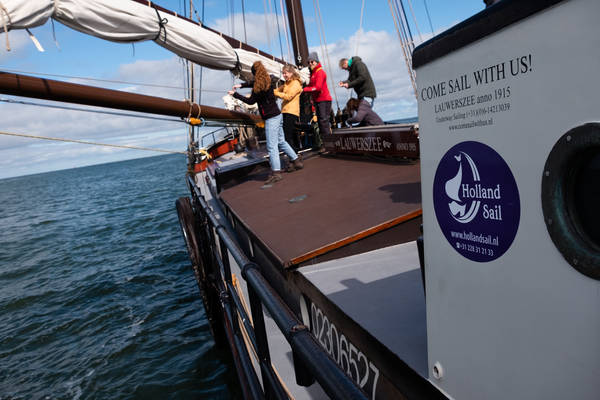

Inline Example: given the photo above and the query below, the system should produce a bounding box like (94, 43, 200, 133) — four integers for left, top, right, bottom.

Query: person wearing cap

(338, 57, 376, 107)
(303, 51, 332, 152)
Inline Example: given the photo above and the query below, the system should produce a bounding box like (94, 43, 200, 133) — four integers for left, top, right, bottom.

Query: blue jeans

(265, 113, 298, 171)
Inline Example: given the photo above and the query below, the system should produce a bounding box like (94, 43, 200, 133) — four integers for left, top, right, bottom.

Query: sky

(0, 0, 484, 179)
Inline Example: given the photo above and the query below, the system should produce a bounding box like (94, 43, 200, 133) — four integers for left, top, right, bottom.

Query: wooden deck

(218, 155, 422, 268)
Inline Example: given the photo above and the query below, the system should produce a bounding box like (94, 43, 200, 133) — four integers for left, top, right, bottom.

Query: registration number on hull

(310, 301, 380, 399)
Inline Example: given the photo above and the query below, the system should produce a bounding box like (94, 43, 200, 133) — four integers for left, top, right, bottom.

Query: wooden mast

(188, 0, 195, 170)
(284, 0, 309, 67)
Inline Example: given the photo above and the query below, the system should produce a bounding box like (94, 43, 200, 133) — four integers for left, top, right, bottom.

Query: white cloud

(210, 12, 294, 62)
(310, 29, 418, 120)
(0, 53, 237, 179)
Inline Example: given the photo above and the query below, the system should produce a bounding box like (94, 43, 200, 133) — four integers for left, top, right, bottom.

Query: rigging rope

(406, 0, 423, 44)
(187, 0, 195, 155)
(354, 0, 366, 56)
(262, 0, 273, 54)
(50, 18, 61, 50)
(198, 0, 205, 104)
(0, 97, 186, 123)
(0, 68, 224, 93)
(0, 130, 187, 155)
(397, 0, 415, 50)
(0, 1, 11, 51)
(423, 0, 434, 35)
(279, 0, 293, 64)
(287, 0, 302, 65)
(241, 0, 248, 43)
(312, 0, 339, 109)
(272, 0, 285, 63)
(387, 0, 417, 99)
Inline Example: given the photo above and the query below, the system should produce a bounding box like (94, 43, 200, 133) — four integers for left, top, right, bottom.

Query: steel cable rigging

(0, 68, 225, 94)
(312, 0, 339, 110)
(387, 0, 418, 99)
(0, 130, 188, 154)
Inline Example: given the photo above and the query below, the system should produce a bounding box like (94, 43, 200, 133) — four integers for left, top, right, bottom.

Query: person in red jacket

(303, 52, 332, 151)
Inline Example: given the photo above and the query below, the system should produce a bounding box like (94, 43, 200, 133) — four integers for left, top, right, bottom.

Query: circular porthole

(542, 123, 600, 280)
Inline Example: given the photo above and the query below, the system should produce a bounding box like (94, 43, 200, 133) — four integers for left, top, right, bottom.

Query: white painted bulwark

(415, 0, 600, 398)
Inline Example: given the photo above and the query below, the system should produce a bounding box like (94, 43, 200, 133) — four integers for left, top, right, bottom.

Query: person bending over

(345, 98, 383, 127)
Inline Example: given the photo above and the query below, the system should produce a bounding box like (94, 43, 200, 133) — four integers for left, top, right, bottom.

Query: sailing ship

(2, 0, 599, 399)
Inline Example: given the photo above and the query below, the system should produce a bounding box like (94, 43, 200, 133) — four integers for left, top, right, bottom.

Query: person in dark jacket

(229, 61, 303, 185)
(339, 56, 376, 107)
(345, 98, 383, 127)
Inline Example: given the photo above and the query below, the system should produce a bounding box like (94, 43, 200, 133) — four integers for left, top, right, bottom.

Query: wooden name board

(323, 124, 419, 158)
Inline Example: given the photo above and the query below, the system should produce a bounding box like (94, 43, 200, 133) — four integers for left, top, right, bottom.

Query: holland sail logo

(445, 152, 481, 223)
(434, 141, 521, 262)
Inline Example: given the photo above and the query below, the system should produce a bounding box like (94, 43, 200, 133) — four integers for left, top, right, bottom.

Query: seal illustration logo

(433, 141, 520, 262)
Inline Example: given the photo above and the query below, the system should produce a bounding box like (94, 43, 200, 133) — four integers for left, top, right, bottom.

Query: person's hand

(228, 90, 235, 95)
(340, 82, 349, 88)
(338, 81, 344, 87)
(232, 84, 242, 89)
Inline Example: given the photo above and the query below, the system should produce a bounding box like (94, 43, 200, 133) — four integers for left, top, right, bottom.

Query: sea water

(0, 154, 239, 399)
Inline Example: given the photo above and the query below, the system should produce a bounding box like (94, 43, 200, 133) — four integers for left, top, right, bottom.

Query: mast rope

(422, 0, 434, 35)
(185, 98, 202, 119)
(354, 0, 366, 56)
(0, 97, 186, 123)
(287, 0, 302, 65)
(279, 0, 293, 64)
(397, 0, 415, 49)
(406, 0, 423, 43)
(0, 68, 225, 93)
(0, 130, 188, 155)
(387, 0, 417, 99)
(0, 1, 11, 51)
(312, 0, 339, 110)
(197, 0, 205, 103)
(50, 18, 61, 49)
(241, 0, 248, 43)
(153, 8, 169, 42)
(262, 0, 273, 54)
(272, 0, 285, 63)
(228, 0, 235, 39)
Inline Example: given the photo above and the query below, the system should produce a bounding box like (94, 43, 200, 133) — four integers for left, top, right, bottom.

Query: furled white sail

(151, 7, 237, 70)
(0, 0, 303, 79)
(1, 0, 54, 30)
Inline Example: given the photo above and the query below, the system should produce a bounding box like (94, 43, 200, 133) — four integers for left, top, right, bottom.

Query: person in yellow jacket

(274, 65, 303, 152)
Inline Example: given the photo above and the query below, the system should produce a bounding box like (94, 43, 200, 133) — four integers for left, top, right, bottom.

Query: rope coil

(184, 98, 201, 120)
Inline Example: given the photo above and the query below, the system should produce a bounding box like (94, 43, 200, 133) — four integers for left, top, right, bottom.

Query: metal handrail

(187, 175, 368, 400)
(199, 126, 241, 148)
(188, 176, 287, 400)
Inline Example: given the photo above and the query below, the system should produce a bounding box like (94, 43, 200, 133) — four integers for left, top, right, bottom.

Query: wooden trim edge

(289, 209, 423, 267)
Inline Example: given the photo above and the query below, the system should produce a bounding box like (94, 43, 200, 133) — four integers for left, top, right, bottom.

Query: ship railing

(186, 175, 368, 400)
(199, 126, 232, 148)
